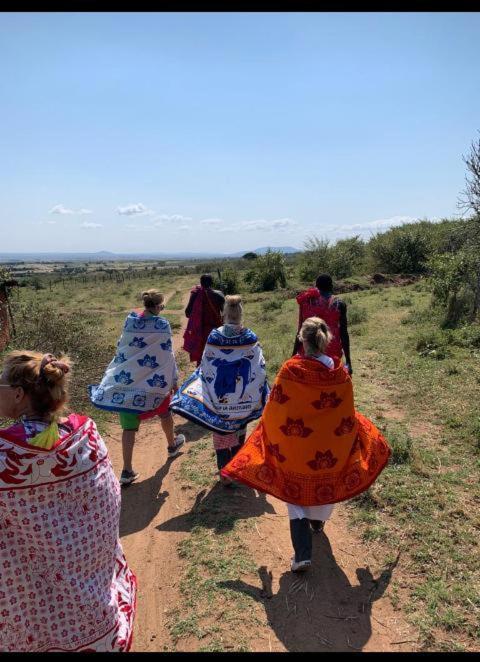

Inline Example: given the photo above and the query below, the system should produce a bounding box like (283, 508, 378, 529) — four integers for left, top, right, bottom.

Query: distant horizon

(1, 13, 478, 252)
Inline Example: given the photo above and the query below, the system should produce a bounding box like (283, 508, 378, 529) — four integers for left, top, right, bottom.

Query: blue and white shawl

(170, 326, 269, 433)
(88, 311, 178, 415)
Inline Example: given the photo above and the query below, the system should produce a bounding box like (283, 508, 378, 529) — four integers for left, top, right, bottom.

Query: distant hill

(228, 246, 300, 257)
(0, 246, 300, 263)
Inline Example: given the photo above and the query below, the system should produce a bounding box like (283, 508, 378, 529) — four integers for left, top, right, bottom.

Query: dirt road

(102, 289, 417, 652)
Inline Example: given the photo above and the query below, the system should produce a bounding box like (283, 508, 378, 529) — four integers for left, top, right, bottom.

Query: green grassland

(1, 272, 479, 650)
(171, 282, 479, 651)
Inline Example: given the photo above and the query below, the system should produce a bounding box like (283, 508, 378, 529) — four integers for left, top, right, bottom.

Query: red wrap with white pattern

(0, 414, 136, 652)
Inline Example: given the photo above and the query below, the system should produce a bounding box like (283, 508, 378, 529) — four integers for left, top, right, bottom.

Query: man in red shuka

(183, 274, 225, 365)
(292, 273, 353, 375)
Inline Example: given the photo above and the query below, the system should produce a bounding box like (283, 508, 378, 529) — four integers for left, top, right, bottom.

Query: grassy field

(166, 281, 479, 652)
(1, 272, 479, 651)
(1, 273, 192, 430)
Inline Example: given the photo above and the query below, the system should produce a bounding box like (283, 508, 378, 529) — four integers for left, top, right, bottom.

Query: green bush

(216, 268, 239, 295)
(369, 224, 431, 274)
(245, 250, 287, 292)
(297, 237, 331, 283)
(415, 329, 452, 360)
(329, 236, 366, 279)
(348, 303, 368, 325)
(385, 423, 414, 465)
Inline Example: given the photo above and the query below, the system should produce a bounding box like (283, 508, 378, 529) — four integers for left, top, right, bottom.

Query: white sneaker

(167, 434, 186, 458)
(290, 557, 311, 573)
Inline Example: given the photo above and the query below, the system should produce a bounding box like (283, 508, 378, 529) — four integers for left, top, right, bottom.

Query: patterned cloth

(171, 326, 269, 434)
(212, 429, 245, 450)
(296, 288, 343, 360)
(0, 414, 136, 652)
(183, 286, 223, 363)
(89, 309, 178, 415)
(222, 355, 391, 506)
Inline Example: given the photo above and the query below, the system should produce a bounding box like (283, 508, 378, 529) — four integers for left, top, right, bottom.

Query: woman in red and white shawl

(183, 274, 225, 365)
(0, 350, 136, 653)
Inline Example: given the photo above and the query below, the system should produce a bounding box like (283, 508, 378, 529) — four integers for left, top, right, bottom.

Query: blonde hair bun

(2, 350, 71, 417)
(299, 317, 332, 355)
(223, 295, 243, 324)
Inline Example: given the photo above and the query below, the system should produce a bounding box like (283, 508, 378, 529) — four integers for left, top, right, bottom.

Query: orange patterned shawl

(221, 355, 390, 506)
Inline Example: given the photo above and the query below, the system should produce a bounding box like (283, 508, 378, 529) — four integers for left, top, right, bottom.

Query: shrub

(264, 298, 284, 312)
(386, 423, 414, 465)
(398, 295, 413, 307)
(297, 237, 331, 283)
(369, 224, 431, 274)
(216, 268, 239, 295)
(348, 303, 368, 325)
(415, 329, 452, 360)
(245, 250, 287, 292)
(329, 236, 366, 279)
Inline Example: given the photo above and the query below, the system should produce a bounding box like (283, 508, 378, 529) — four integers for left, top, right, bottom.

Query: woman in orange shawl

(222, 317, 390, 573)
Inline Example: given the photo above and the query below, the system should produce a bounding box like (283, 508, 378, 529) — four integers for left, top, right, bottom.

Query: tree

(458, 130, 480, 216)
(457, 132, 480, 318)
(245, 250, 287, 291)
(298, 236, 331, 283)
(242, 252, 257, 260)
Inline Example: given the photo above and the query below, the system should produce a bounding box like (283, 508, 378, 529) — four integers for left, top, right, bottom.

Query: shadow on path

(219, 533, 399, 651)
(156, 482, 276, 534)
(174, 419, 208, 443)
(120, 459, 174, 537)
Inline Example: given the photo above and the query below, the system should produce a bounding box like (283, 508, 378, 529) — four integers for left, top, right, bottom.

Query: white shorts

(287, 503, 335, 521)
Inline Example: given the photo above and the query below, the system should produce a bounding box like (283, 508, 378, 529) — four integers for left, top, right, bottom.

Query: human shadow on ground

(156, 482, 276, 534)
(174, 419, 208, 443)
(218, 532, 399, 652)
(119, 459, 174, 537)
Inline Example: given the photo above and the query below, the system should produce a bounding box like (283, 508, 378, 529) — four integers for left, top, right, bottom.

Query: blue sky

(1, 12, 479, 254)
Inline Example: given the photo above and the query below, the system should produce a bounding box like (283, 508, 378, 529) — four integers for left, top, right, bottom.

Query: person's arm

(184, 290, 197, 318)
(338, 301, 352, 374)
(292, 300, 303, 356)
(292, 335, 301, 357)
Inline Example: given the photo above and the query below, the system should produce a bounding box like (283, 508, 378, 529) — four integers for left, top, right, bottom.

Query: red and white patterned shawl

(0, 414, 137, 652)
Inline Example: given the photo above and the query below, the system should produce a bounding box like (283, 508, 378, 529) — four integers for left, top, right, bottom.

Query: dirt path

(103, 287, 417, 652)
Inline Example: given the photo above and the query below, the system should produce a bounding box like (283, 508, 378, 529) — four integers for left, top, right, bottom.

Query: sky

(1, 12, 479, 255)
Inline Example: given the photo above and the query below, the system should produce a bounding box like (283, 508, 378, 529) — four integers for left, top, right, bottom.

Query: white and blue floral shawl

(171, 326, 269, 433)
(89, 311, 178, 415)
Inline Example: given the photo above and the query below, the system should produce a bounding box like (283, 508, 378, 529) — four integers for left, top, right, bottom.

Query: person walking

(293, 273, 353, 374)
(89, 289, 185, 486)
(0, 350, 137, 651)
(183, 274, 225, 365)
(222, 317, 390, 573)
(172, 295, 269, 485)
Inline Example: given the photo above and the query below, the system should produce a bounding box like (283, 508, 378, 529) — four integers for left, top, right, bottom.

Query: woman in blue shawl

(171, 295, 269, 483)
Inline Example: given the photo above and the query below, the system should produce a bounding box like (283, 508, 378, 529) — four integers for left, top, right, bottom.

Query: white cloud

(240, 218, 299, 232)
(178, 224, 191, 231)
(117, 203, 154, 216)
(153, 214, 192, 225)
(81, 221, 103, 228)
(340, 215, 418, 233)
(39, 220, 57, 225)
(49, 204, 75, 215)
(49, 204, 93, 215)
(200, 218, 224, 226)
(315, 215, 420, 241)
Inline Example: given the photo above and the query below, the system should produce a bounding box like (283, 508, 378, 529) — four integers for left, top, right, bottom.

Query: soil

(101, 288, 418, 652)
